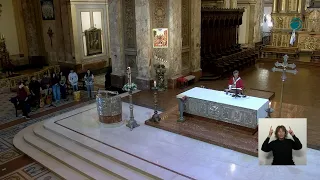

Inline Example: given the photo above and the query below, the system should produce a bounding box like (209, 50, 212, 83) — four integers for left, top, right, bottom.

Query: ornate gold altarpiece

(270, 0, 320, 52)
(298, 9, 320, 51)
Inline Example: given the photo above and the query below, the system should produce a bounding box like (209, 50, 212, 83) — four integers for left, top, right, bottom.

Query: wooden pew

(261, 46, 299, 60)
(311, 51, 320, 63)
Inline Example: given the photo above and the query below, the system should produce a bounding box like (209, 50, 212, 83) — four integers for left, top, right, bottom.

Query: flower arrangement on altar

(122, 83, 137, 92)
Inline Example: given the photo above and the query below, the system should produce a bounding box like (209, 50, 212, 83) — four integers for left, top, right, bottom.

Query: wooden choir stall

(201, 8, 256, 78)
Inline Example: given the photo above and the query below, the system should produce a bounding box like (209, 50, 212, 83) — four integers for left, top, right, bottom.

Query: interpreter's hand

(268, 126, 273, 137)
(288, 126, 295, 136)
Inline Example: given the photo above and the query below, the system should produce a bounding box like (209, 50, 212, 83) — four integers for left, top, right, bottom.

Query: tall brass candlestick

(126, 67, 139, 130)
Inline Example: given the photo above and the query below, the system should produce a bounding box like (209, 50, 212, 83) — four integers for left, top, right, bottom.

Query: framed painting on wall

(153, 28, 168, 48)
(85, 28, 103, 56)
(40, 0, 55, 20)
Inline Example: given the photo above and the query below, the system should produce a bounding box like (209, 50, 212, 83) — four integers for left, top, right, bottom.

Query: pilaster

(135, 0, 152, 89)
(190, 0, 202, 80)
(109, 0, 126, 88)
(167, 0, 182, 78)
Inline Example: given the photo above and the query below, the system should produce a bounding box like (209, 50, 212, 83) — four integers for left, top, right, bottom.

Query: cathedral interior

(0, 0, 320, 179)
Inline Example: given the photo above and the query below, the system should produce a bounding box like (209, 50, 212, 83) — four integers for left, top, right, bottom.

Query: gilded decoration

(305, 10, 320, 32)
(123, 0, 136, 48)
(84, 28, 102, 56)
(298, 35, 320, 51)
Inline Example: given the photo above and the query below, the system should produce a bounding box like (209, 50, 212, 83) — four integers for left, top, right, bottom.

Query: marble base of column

(135, 77, 152, 90)
(191, 69, 202, 82)
(111, 74, 125, 89)
(168, 75, 183, 89)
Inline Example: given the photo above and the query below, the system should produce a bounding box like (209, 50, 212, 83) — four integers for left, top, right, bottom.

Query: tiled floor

(2, 61, 320, 179)
(31, 102, 320, 180)
(1, 162, 61, 180)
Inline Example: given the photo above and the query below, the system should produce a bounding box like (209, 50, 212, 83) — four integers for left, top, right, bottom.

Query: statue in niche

(154, 63, 167, 91)
(85, 27, 102, 56)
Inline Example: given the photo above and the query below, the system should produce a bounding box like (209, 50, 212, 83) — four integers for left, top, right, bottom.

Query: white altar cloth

(177, 87, 269, 126)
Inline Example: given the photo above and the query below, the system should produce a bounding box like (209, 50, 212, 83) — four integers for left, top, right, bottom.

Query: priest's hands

(288, 126, 295, 136)
(268, 126, 273, 138)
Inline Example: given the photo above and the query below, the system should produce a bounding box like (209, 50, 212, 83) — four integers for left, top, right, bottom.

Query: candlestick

(269, 101, 271, 108)
(154, 80, 156, 87)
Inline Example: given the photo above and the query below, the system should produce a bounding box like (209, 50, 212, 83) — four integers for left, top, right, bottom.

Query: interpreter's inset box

(258, 118, 307, 165)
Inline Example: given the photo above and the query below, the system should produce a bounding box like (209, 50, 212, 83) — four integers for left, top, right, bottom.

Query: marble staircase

(14, 120, 189, 180)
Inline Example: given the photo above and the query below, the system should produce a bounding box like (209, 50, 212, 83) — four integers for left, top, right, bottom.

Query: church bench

(262, 46, 299, 59)
(177, 75, 196, 88)
(311, 51, 320, 63)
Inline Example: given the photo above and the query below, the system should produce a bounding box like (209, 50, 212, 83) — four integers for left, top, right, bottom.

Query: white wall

(258, 118, 307, 165)
(0, 0, 20, 55)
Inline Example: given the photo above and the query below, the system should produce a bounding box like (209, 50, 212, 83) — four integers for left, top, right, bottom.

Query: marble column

(190, 0, 201, 80)
(253, 0, 264, 43)
(135, 0, 152, 89)
(109, 0, 126, 88)
(280, 0, 287, 12)
(273, 0, 278, 13)
(231, 0, 238, 8)
(167, 0, 182, 80)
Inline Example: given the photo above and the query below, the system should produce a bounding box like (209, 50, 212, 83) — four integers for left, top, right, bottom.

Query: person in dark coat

(17, 82, 31, 119)
(29, 76, 41, 107)
(261, 125, 302, 165)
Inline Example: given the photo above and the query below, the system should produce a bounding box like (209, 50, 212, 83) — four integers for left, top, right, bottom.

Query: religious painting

(40, 0, 55, 20)
(85, 28, 103, 56)
(153, 28, 168, 48)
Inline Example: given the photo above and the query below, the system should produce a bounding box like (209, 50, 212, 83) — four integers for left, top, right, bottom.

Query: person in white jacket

(68, 70, 78, 91)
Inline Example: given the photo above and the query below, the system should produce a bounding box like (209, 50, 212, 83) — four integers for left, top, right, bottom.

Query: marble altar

(177, 87, 269, 129)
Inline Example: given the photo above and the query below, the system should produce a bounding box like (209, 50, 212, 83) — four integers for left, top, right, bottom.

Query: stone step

(23, 127, 121, 180)
(13, 124, 88, 180)
(43, 120, 187, 180)
(33, 123, 155, 180)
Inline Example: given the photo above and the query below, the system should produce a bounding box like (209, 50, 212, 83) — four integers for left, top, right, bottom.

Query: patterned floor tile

(34, 172, 61, 180)
(0, 139, 12, 153)
(0, 149, 22, 164)
(0, 172, 27, 180)
(22, 163, 48, 178)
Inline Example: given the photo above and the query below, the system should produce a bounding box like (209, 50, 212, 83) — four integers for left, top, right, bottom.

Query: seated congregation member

(17, 82, 31, 119)
(40, 73, 51, 95)
(84, 69, 94, 98)
(51, 72, 61, 103)
(68, 69, 78, 92)
(29, 76, 41, 106)
(225, 70, 244, 94)
(261, 126, 302, 165)
(59, 72, 67, 100)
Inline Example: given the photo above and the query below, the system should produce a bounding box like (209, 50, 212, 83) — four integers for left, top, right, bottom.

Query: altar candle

(154, 80, 157, 87)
